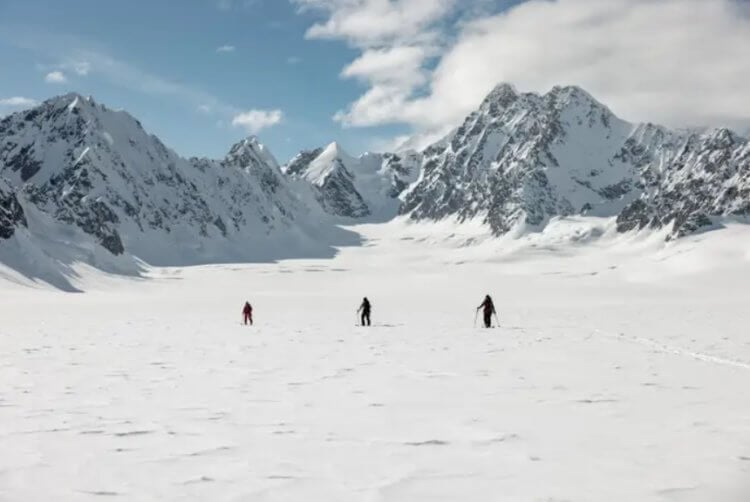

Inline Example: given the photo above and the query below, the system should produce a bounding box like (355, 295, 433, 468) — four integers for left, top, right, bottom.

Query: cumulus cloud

(216, 45, 236, 53)
(231, 109, 284, 134)
(296, 0, 750, 144)
(412, 0, 750, 130)
(0, 97, 38, 116)
(294, 0, 457, 132)
(335, 45, 432, 126)
(298, 0, 455, 46)
(44, 70, 67, 84)
(342, 45, 428, 86)
(0, 97, 37, 107)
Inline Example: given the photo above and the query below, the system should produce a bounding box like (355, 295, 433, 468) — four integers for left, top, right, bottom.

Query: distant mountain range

(282, 142, 420, 221)
(1, 85, 748, 284)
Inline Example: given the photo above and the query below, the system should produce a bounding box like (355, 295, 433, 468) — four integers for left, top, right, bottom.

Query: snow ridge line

(596, 330, 750, 371)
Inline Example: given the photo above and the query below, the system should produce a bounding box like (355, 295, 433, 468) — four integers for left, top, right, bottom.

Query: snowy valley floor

(1, 219, 750, 501)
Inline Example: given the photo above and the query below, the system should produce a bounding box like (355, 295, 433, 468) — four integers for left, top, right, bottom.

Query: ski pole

(473, 309, 479, 328)
(494, 312, 500, 328)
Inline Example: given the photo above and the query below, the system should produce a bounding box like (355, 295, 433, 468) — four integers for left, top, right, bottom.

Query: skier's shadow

(357, 323, 404, 328)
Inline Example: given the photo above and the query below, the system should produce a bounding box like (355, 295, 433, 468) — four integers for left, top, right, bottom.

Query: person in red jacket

(242, 301, 253, 325)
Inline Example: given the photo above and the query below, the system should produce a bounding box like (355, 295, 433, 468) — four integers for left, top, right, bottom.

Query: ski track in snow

(2, 223, 750, 501)
(598, 330, 750, 372)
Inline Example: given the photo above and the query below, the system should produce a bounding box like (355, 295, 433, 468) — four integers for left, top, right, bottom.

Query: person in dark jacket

(242, 301, 253, 325)
(476, 295, 496, 328)
(357, 297, 371, 326)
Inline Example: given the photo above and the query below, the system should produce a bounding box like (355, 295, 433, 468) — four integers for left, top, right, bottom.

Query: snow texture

(1, 220, 749, 501)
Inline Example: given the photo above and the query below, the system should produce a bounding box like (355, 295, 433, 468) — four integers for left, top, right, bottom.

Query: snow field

(1, 222, 750, 501)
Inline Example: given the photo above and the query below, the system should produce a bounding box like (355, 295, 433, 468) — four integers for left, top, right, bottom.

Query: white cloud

(231, 109, 284, 134)
(218, 0, 259, 11)
(0, 97, 37, 107)
(341, 45, 428, 86)
(216, 45, 236, 53)
(294, 0, 456, 132)
(0, 96, 38, 116)
(296, 0, 456, 46)
(368, 133, 412, 153)
(71, 60, 91, 76)
(287, 56, 302, 65)
(197, 104, 213, 114)
(407, 0, 750, 131)
(296, 0, 750, 143)
(335, 45, 432, 126)
(44, 70, 67, 84)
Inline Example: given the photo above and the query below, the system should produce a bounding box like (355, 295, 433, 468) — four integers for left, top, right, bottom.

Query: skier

(357, 297, 371, 327)
(242, 301, 253, 326)
(476, 294, 496, 328)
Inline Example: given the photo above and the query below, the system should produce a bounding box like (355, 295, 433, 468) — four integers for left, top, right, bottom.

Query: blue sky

(0, 0, 415, 161)
(1, 0, 749, 162)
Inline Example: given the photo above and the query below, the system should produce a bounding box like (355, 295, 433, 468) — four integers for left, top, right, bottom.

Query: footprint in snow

(79, 490, 122, 497)
(181, 476, 215, 485)
(404, 439, 450, 446)
(113, 430, 155, 437)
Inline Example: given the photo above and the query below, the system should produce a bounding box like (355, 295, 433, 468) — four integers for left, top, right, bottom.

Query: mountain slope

(285, 142, 371, 218)
(2, 86, 749, 289)
(0, 179, 26, 239)
(0, 94, 344, 272)
(401, 84, 750, 238)
(616, 128, 750, 237)
(283, 142, 420, 221)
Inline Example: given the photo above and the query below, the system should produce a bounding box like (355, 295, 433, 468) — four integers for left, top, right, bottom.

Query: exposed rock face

(0, 180, 26, 240)
(283, 143, 420, 221)
(285, 143, 371, 218)
(616, 128, 750, 237)
(401, 84, 642, 234)
(401, 84, 750, 238)
(283, 147, 324, 177)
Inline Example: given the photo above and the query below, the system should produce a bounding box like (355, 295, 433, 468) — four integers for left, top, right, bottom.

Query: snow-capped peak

(225, 135, 281, 171)
(282, 142, 421, 221)
(481, 83, 519, 106)
(322, 141, 354, 161)
(46, 92, 103, 117)
(299, 141, 353, 186)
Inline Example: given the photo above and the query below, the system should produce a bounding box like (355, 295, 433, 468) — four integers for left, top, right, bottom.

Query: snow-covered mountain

(283, 142, 420, 221)
(615, 127, 750, 237)
(0, 93, 344, 274)
(401, 84, 750, 238)
(2, 86, 749, 288)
